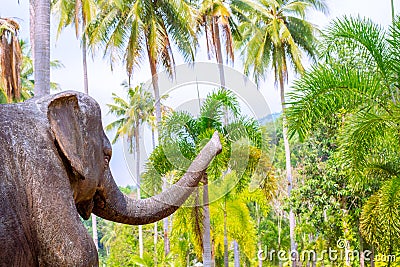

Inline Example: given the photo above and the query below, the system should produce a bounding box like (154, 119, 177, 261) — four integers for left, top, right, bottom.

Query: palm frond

(360, 177, 400, 252)
(286, 62, 382, 141)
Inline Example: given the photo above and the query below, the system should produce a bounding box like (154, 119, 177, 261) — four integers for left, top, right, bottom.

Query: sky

(1, 0, 398, 186)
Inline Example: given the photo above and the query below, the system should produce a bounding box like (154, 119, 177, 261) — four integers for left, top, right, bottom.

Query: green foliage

(106, 224, 138, 267)
(287, 15, 400, 254)
(210, 193, 257, 263)
(360, 178, 400, 253)
(142, 88, 275, 265)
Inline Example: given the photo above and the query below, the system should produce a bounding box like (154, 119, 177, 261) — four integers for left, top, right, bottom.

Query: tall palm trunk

(29, 0, 35, 64)
(233, 240, 240, 267)
(148, 49, 170, 257)
(135, 122, 144, 260)
(152, 131, 158, 266)
(256, 203, 263, 267)
(359, 233, 365, 267)
(212, 17, 226, 88)
(391, 0, 395, 24)
(209, 17, 226, 267)
(153, 221, 158, 266)
(92, 214, 98, 250)
(202, 175, 213, 267)
(279, 71, 297, 267)
(148, 55, 162, 126)
(223, 200, 228, 267)
(162, 180, 170, 255)
(33, 0, 51, 97)
(82, 26, 89, 94)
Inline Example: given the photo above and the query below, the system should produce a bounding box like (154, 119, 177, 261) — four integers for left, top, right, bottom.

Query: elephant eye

(104, 156, 110, 167)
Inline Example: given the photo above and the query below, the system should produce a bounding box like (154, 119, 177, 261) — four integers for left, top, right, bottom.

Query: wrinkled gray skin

(0, 91, 222, 267)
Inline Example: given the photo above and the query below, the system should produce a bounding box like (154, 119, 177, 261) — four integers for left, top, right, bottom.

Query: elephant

(0, 91, 222, 266)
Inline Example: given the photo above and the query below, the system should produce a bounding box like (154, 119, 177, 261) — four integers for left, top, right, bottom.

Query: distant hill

(258, 112, 281, 125)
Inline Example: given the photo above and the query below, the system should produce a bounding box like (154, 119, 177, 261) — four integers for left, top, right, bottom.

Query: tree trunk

(223, 200, 228, 267)
(29, 0, 35, 64)
(135, 123, 144, 260)
(148, 54, 162, 127)
(279, 72, 297, 267)
(82, 27, 89, 94)
(359, 234, 365, 267)
(233, 240, 240, 267)
(278, 211, 282, 267)
(202, 175, 213, 267)
(148, 49, 170, 257)
(391, 0, 395, 24)
(33, 0, 51, 97)
(92, 214, 98, 250)
(153, 222, 158, 266)
(151, 128, 158, 266)
(256, 204, 262, 267)
(370, 246, 375, 267)
(212, 17, 226, 88)
(163, 180, 170, 256)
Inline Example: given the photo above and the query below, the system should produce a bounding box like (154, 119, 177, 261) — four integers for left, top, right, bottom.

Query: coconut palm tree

(234, 0, 327, 262)
(196, 0, 241, 87)
(87, 0, 197, 126)
(88, 2, 197, 254)
(52, 0, 98, 94)
(286, 15, 400, 255)
(106, 83, 155, 260)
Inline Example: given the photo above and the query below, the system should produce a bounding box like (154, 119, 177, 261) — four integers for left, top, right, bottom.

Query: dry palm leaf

(0, 18, 22, 102)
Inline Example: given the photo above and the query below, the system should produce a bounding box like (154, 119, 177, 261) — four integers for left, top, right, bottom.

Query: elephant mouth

(76, 199, 94, 220)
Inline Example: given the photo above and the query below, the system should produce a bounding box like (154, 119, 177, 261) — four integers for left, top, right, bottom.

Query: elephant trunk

(93, 132, 222, 225)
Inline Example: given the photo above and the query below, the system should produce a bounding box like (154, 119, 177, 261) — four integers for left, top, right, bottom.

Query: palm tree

(0, 18, 22, 102)
(143, 89, 267, 266)
(31, 0, 51, 96)
(106, 83, 155, 260)
(196, 0, 240, 87)
(52, 0, 97, 94)
(286, 16, 400, 256)
(234, 0, 327, 263)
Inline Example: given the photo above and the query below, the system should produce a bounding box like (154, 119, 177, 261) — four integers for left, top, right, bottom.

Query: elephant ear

(48, 93, 87, 179)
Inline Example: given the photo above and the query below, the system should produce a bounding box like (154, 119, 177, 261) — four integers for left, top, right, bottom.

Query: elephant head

(44, 91, 222, 223)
